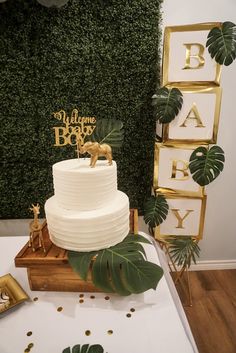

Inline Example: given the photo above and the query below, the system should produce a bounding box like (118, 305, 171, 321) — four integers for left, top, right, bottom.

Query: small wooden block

(15, 209, 138, 292)
(15, 223, 95, 292)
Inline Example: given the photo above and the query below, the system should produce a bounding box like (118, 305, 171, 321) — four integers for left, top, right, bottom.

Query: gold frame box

(155, 193, 207, 241)
(162, 22, 222, 86)
(0, 274, 29, 314)
(154, 142, 204, 197)
(162, 86, 222, 145)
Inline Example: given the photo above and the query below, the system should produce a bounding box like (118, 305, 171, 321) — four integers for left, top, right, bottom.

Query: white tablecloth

(0, 235, 198, 353)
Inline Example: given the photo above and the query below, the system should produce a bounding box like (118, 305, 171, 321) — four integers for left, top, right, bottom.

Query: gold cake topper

(52, 108, 96, 147)
(78, 141, 113, 168)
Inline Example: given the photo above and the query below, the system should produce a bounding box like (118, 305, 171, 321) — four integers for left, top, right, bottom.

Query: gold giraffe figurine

(29, 204, 46, 252)
(79, 141, 113, 168)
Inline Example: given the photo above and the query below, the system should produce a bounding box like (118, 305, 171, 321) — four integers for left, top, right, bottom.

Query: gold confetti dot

(104, 296, 110, 300)
(26, 331, 32, 336)
(107, 330, 113, 335)
(130, 308, 135, 312)
(126, 313, 131, 318)
(79, 299, 84, 303)
(90, 295, 95, 299)
(85, 330, 91, 336)
(24, 349, 30, 353)
(79, 294, 84, 298)
(57, 306, 63, 312)
(33, 297, 38, 302)
(28, 343, 34, 348)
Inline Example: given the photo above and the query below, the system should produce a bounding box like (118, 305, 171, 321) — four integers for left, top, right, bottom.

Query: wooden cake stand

(15, 209, 138, 292)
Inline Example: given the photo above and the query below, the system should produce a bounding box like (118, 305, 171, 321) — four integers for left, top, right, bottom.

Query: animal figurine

(29, 204, 46, 252)
(79, 141, 113, 168)
(0, 289, 10, 313)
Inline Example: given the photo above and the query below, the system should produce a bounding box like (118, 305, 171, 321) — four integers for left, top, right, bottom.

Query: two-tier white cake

(45, 158, 130, 251)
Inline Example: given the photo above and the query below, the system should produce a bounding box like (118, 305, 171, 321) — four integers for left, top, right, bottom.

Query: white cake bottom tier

(45, 191, 130, 251)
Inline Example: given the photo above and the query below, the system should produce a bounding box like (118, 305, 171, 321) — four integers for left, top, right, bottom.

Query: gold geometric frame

(162, 22, 222, 87)
(162, 86, 222, 145)
(0, 273, 29, 314)
(154, 192, 207, 241)
(154, 143, 205, 197)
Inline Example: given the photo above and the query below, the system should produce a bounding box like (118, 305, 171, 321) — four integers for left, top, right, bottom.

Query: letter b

(182, 43, 205, 70)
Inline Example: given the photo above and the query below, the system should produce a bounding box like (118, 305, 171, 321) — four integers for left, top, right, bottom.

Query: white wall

(159, 0, 236, 262)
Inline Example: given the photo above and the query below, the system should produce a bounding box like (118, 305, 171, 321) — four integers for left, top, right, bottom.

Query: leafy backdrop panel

(0, 0, 162, 218)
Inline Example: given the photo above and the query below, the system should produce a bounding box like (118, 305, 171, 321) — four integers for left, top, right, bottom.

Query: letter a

(180, 103, 205, 128)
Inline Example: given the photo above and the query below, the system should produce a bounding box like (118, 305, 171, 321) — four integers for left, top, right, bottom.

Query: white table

(0, 235, 198, 353)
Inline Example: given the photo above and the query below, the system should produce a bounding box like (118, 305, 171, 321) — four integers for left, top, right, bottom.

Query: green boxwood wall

(0, 0, 162, 218)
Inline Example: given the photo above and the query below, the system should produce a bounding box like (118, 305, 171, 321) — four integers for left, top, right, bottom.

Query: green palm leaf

(189, 145, 225, 186)
(143, 194, 169, 228)
(168, 237, 200, 268)
(62, 344, 104, 353)
(68, 234, 163, 296)
(206, 21, 236, 66)
(90, 119, 124, 148)
(152, 87, 183, 123)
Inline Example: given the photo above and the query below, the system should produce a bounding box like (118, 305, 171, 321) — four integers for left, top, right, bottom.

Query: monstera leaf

(189, 146, 225, 186)
(90, 119, 124, 148)
(152, 87, 183, 123)
(143, 194, 169, 228)
(206, 21, 236, 66)
(62, 344, 104, 353)
(68, 234, 163, 296)
(168, 237, 200, 268)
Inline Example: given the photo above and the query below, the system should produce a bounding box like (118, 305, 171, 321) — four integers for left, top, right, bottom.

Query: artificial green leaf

(62, 344, 104, 353)
(68, 251, 96, 281)
(109, 254, 132, 296)
(152, 87, 183, 123)
(92, 251, 116, 293)
(88, 345, 104, 353)
(143, 194, 169, 228)
(206, 21, 236, 66)
(68, 234, 163, 296)
(122, 260, 164, 293)
(189, 145, 225, 186)
(63, 348, 70, 353)
(80, 344, 89, 353)
(73, 345, 82, 353)
(168, 237, 200, 268)
(123, 233, 151, 245)
(90, 119, 124, 148)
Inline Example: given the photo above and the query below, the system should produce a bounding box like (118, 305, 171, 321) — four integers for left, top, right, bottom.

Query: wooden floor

(174, 270, 236, 353)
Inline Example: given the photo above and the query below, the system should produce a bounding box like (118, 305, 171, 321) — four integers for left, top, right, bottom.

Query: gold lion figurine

(79, 141, 112, 168)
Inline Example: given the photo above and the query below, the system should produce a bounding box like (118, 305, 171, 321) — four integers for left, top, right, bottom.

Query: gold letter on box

(171, 160, 189, 180)
(182, 43, 205, 70)
(171, 209, 194, 228)
(162, 86, 222, 144)
(162, 23, 221, 86)
(155, 194, 207, 240)
(180, 103, 205, 128)
(154, 143, 204, 196)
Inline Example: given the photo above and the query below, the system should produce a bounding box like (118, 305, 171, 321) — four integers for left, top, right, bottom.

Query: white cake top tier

(53, 158, 117, 211)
